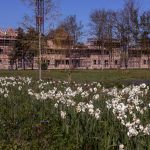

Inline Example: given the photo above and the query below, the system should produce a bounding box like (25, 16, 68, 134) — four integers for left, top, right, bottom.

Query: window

(0, 48, 3, 54)
(62, 60, 64, 64)
(115, 60, 118, 65)
(66, 60, 69, 65)
(98, 60, 101, 65)
(47, 60, 50, 65)
(104, 51, 109, 55)
(0, 60, 2, 63)
(106, 51, 109, 55)
(105, 60, 109, 67)
(143, 60, 147, 65)
(93, 60, 97, 65)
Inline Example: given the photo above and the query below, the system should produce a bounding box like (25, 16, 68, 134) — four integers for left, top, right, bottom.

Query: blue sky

(0, 0, 150, 29)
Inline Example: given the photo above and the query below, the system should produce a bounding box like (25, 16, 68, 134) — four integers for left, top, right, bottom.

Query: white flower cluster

(0, 77, 32, 98)
(60, 111, 66, 119)
(76, 101, 101, 119)
(119, 144, 124, 150)
(27, 80, 102, 120)
(0, 87, 9, 98)
(1, 76, 150, 141)
(106, 84, 150, 137)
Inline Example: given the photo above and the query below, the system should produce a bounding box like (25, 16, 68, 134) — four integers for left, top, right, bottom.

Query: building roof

(0, 28, 18, 37)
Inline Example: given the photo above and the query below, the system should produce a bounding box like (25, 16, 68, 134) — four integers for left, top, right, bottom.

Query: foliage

(48, 27, 72, 48)
(11, 27, 47, 70)
(41, 62, 48, 70)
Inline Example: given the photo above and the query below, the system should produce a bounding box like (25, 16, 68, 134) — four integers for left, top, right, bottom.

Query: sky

(0, 0, 150, 30)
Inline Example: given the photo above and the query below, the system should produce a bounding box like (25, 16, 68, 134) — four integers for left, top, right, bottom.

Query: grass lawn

(1, 69, 150, 86)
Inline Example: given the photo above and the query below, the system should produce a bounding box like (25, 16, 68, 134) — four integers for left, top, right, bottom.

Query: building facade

(41, 47, 150, 70)
(0, 28, 17, 69)
(0, 28, 150, 70)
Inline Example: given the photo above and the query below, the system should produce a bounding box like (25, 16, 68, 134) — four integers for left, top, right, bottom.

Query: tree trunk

(32, 61, 34, 70)
(31, 57, 34, 70)
(23, 58, 26, 70)
(15, 60, 18, 70)
(23, 53, 26, 70)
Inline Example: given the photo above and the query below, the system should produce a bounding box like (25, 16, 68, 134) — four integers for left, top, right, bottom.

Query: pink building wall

(0, 28, 150, 70)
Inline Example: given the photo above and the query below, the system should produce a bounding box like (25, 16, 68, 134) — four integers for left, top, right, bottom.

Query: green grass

(1, 69, 150, 86)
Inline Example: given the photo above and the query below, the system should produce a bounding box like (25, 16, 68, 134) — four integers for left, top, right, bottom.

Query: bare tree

(140, 11, 150, 68)
(114, 0, 139, 68)
(57, 15, 84, 81)
(59, 15, 84, 68)
(59, 15, 84, 47)
(89, 9, 116, 69)
(89, 9, 107, 47)
(105, 11, 116, 68)
(20, 0, 59, 30)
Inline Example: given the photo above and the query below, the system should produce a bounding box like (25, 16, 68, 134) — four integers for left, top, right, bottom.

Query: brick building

(0, 28, 150, 70)
(0, 28, 17, 69)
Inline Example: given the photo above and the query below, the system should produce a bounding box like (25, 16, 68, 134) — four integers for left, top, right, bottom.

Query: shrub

(41, 62, 48, 70)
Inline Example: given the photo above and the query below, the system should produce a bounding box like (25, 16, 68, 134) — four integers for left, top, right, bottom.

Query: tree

(10, 27, 25, 70)
(89, 9, 116, 68)
(114, 0, 139, 68)
(21, 0, 59, 30)
(59, 15, 84, 72)
(140, 11, 150, 68)
(103, 11, 116, 68)
(47, 27, 73, 48)
(89, 9, 108, 46)
(20, 0, 59, 79)
(23, 27, 40, 70)
(59, 15, 84, 47)
(11, 27, 43, 70)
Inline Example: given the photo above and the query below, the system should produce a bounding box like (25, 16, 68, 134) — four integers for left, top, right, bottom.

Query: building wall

(34, 50, 150, 70)
(1, 48, 150, 70)
(0, 28, 17, 70)
(0, 29, 150, 70)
